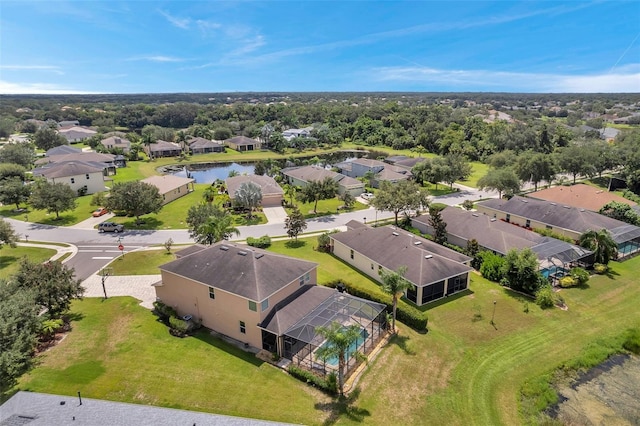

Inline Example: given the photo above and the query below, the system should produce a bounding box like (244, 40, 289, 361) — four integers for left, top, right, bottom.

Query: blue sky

(1, 1, 639, 94)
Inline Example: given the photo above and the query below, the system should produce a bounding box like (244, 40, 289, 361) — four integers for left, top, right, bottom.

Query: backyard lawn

(0, 245, 57, 278)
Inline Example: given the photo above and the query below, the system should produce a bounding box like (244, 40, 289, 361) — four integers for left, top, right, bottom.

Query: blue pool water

(321, 328, 369, 366)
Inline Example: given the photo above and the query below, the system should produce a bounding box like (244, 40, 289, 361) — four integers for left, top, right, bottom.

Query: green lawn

(286, 198, 368, 219)
(14, 238, 640, 424)
(107, 248, 176, 275)
(0, 245, 57, 278)
(0, 194, 96, 226)
(459, 161, 490, 188)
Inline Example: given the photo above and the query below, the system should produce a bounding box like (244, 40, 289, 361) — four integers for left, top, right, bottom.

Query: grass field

(0, 245, 57, 278)
(14, 240, 640, 424)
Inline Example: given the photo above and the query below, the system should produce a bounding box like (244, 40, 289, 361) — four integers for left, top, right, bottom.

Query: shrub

(479, 251, 505, 282)
(558, 276, 577, 288)
(316, 232, 333, 253)
(569, 267, 589, 286)
(288, 365, 338, 395)
(325, 279, 428, 331)
(461, 200, 474, 211)
(535, 285, 558, 309)
(169, 316, 189, 336)
(593, 263, 608, 274)
(246, 235, 271, 249)
(153, 301, 177, 323)
(623, 328, 640, 354)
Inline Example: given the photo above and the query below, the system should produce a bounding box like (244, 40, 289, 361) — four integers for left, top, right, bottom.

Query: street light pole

(101, 269, 110, 299)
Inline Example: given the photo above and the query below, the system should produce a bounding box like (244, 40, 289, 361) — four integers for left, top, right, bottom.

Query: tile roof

(226, 175, 284, 198)
(141, 175, 194, 194)
(528, 184, 636, 212)
(159, 242, 317, 302)
(478, 195, 628, 234)
(0, 391, 294, 426)
(330, 225, 472, 287)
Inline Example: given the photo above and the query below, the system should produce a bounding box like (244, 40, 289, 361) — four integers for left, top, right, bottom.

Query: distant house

(225, 136, 262, 152)
(188, 137, 225, 154)
(281, 165, 364, 196)
(528, 184, 636, 212)
(36, 152, 117, 176)
(155, 243, 386, 377)
(45, 145, 82, 156)
(141, 175, 195, 205)
(282, 127, 313, 141)
(330, 224, 473, 306)
(57, 126, 97, 143)
(412, 207, 593, 280)
(101, 136, 131, 154)
(476, 195, 640, 260)
(336, 158, 411, 188)
(226, 174, 284, 207)
(58, 120, 79, 128)
(600, 127, 620, 141)
(147, 140, 181, 158)
(33, 161, 107, 195)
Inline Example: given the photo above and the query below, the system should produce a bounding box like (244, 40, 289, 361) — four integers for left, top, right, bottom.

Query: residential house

(226, 174, 284, 207)
(36, 152, 117, 176)
(101, 136, 131, 154)
(57, 120, 80, 128)
(45, 145, 82, 156)
(330, 224, 473, 306)
(141, 175, 195, 205)
(412, 207, 593, 280)
(155, 243, 386, 377)
(335, 158, 411, 188)
(57, 126, 97, 143)
(32, 161, 107, 195)
(528, 183, 637, 212)
(188, 137, 225, 154)
(282, 127, 313, 141)
(476, 196, 640, 259)
(147, 140, 181, 158)
(281, 165, 364, 196)
(225, 136, 262, 152)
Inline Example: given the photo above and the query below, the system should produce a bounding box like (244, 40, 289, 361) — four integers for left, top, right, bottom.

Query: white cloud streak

(371, 64, 640, 93)
(0, 65, 64, 75)
(127, 56, 185, 63)
(158, 10, 190, 29)
(0, 80, 99, 95)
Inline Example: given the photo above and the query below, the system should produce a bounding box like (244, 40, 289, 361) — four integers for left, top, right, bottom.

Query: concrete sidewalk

(81, 273, 160, 309)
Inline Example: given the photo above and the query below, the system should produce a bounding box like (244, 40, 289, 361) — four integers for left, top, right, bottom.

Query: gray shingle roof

(226, 136, 259, 146)
(141, 175, 194, 195)
(45, 145, 81, 156)
(33, 161, 104, 179)
(0, 391, 295, 426)
(478, 195, 628, 234)
(160, 243, 317, 302)
(35, 152, 116, 166)
(148, 140, 180, 152)
(226, 175, 283, 198)
(260, 285, 335, 335)
(330, 225, 472, 287)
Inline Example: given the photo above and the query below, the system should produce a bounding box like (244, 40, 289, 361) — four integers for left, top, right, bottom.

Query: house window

(261, 299, 269, 311)
(70, 178, 75, 184)
(85, 174, 90, 179)
(299, 276, 305, 286)
(248, 301, 257, 312)
(239, 321, 246, 334)
(378, 265, 382, 275)
(505, 214, 511, 223)
(525, 219, 531, 228)
(350, 249, 354, 259)
(208, 287, 215, 299)
(305, 272, 310, 282)
(371, 263, 374, 270)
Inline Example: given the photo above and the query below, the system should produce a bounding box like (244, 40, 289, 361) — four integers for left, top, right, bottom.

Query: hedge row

(246, 235, 271, 248)
(324, 279, 428, 332)
(288, 365, 337, 395)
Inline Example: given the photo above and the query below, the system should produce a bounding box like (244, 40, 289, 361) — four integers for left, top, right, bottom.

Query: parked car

(361, 192, 375, 200)
(92, 207, 108, 217)
(98, 222, 124, 233)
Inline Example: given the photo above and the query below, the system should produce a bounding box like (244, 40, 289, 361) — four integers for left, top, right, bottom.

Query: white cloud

(0, 65, 64, 75)
(158, 10, 190, 29)
(127, 55, 185, 63)
(371, 64, 640, 92)
(0, 80, 99, 95)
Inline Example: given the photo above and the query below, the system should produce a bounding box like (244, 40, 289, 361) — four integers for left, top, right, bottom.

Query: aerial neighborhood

(1, 92, 639, 425)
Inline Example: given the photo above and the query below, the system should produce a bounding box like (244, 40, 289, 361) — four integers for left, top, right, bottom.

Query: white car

(361, 193, 375, 200)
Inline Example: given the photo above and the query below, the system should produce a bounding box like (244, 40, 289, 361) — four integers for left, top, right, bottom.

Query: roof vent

(238, 250, 248, 256)
(255, 253, 264, 259)
(550, 202, 556, 205)
(392, 232, 399, 236)
(424, 255, 433, 259)
(563, 205, 570, 209)
(220, 245, 229, 251)
(414, 241, 422, 245)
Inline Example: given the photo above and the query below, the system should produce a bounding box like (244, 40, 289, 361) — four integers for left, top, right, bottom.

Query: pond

(168, 150, 380, 184)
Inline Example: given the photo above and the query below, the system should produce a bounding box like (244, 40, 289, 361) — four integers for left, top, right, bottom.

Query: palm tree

(283, 184, 297, 207)
(195, 213, 240, 245)
(234, 182, 262, 219)
(380, 266, 412, 333)
(579, 229, 618, 265)
(202, 186, 216, 205)
(315, 322, 364, 396)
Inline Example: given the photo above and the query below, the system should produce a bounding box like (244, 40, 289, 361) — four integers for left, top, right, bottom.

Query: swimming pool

(319, 328, 369, 367)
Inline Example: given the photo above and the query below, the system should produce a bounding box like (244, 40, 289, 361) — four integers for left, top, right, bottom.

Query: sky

(1, 1, 639, 94)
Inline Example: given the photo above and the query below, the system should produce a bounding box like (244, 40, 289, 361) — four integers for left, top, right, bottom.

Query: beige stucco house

(225, 136, 262, 152)
(281, 165, 364, 196)
(141, 175, 195, 205)
(32, 161, 107, 195)
(226, 174, 284, 207)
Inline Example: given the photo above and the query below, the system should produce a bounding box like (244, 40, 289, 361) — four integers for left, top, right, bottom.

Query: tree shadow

(120, 217, 164, 230)
(192, 329, 263, 367)
(285, 240, 306, 249)
(41, 215, 78, 227)
(315, 387, 370, 426)
(389, 333, 415, 355)
(0, 255, 19, 272)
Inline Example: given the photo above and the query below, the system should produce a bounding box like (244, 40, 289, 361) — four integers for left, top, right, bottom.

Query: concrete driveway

(263, 206, 288, 224)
